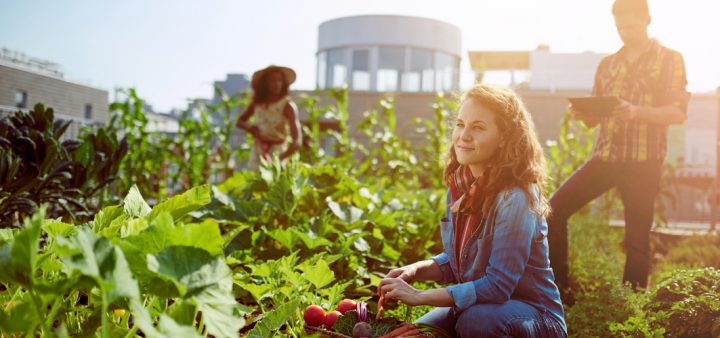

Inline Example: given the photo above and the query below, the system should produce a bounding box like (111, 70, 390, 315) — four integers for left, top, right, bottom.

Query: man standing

(548, 0, 690, 294)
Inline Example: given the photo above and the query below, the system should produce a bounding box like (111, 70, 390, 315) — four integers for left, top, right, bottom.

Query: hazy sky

(2, 0, 719, 111)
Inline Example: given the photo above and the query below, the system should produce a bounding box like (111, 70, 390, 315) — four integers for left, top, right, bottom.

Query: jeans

(547, 159, 663, 290)
(415, 300, 567, 338)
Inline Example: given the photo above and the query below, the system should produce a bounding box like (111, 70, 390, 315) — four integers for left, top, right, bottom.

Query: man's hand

(570, 105, 603, 127)
(612, 99, 639, 121)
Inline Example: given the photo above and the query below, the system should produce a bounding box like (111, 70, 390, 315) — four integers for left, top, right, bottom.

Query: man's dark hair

(612, 0, 649, 16)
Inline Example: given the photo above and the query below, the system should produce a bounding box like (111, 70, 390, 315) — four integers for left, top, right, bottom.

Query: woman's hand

(378, 277, 425, 307)
(247, 125, 260, 136)
(385, 264, 418, 283)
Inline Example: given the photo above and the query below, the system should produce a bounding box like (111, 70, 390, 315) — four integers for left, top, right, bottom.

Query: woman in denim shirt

(378, 84, 567, 337)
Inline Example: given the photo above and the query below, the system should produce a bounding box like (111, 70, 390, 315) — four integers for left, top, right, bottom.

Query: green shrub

(0, 103, 127, 227)
(610, 268, 720, 338)
(656, 235, 720, 276)
(564, 217, 636, 337)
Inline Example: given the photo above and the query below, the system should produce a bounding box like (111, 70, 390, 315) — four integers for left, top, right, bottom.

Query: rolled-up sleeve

(445, 190, 537, 311)
(431, 252, 456, 284)
(661, 51, 690, 114)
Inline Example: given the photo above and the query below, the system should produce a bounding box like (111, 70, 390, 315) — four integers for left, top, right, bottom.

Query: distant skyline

(2, 0, 719, 112)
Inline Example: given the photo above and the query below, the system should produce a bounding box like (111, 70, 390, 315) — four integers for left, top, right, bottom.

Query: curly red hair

(443, 84, 549, 216)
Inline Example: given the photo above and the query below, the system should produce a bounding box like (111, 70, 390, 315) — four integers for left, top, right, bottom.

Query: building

(316, 15, 461, 93)
(210, 73, 250, 124)
(0, 47, 109, 139)
(310, 15, 462, 147)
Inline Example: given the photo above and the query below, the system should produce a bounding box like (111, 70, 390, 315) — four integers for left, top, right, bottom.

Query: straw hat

(251, 65, 296, 88)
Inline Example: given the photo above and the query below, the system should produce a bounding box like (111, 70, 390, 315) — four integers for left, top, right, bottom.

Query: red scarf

(449, 165, 487, 269)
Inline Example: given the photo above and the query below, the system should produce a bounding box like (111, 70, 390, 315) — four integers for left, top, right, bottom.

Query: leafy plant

(0, 103, 128, 227)
(610, 268, 720, 338)
(0, 185, 248, 337)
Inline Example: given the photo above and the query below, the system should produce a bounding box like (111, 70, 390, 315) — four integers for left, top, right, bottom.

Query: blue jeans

(415, 300, 567, 338)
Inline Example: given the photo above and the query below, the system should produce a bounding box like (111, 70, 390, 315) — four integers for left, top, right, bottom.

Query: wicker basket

(304, 324, 352, 338)
(304, 323, 445, 338)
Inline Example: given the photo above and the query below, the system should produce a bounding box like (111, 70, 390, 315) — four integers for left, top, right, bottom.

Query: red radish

(303, 305, 326, 327)
(324, 310, 342, 329)
(337, 298, 357, 314)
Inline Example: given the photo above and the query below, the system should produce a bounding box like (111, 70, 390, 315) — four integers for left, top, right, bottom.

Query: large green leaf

(241, 283, 274, 302)
(56, 227, 140, 304)
(115, 212, 223, 285)
(266, 228, 295, 250)
(195, 286, 248, 338)
(146, 246, 230, 298)
(267, 227, 333, 252)
(123, 185, 151, 218)
(299, 258, 335, 289)
(0, 228, 17, 245)
(148, 185, 211, 222)
(145, 245, 244, 337)
(246, 299, 300, 338)
(92, 205, 123, 233)
(119, 213, 223, 260)
(293, 228, 332, 249)
(327, 198, 363, 223)
(167, 300, 197, 325)
(157, 314, 203, 337)
(129, 299, 202, 338)
(0, 293, 42, 334)
(0, 207, 44, 286)
(42, 218, 76, 238)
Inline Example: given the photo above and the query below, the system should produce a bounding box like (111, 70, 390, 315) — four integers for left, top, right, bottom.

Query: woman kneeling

(378, 84, 567, 337)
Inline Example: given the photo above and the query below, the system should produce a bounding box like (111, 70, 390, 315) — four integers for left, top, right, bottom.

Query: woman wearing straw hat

(236, 65, 302, 169)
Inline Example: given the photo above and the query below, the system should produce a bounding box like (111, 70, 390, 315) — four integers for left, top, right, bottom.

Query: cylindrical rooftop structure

(316, 15, 461, 92)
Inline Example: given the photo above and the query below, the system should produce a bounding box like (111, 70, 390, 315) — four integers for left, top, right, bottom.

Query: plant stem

(197, 312, 206, 336)
(44, 297, 63, 331)
(101, 291, 109, 338)
(122, 324, 140, 338)
(29, 289, 51, 335)
(3, 286, 23, 311)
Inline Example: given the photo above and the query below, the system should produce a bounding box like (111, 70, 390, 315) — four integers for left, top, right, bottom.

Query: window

(85, 104, 93, 120)
(435, 52, 457, 91)
(377, 69, 399, 92)
(327, 49, 347, 88)
(377, 47, 405, 92)
(317, 52, 327, 89)
(351, 49, 370, 91)
(403, 48, 435, 92)
(15, 90, 27, 108)
(401, 72, 421, 92)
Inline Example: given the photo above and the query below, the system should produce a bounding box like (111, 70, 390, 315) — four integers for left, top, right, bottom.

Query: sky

(2, 0, 719, 112)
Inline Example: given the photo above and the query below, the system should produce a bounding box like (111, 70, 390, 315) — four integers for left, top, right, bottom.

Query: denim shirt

(431, 186, 566, 329)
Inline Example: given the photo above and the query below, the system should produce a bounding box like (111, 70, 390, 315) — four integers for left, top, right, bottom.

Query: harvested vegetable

(353, 321, 373, 338)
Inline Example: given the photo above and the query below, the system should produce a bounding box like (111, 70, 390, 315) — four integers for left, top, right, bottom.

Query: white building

(0, 47, 109, 140)
(468, 46, 607, 91)
(528, 48, 606, 91)
(316, 15, 461, 92)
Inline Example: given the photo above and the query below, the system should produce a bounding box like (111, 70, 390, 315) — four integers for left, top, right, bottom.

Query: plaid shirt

(591, 39, 690, 162)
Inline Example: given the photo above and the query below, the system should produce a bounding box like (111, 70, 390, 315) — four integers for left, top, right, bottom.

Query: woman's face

(452, 98, 503, 175)
(266, 72, 285, 96)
